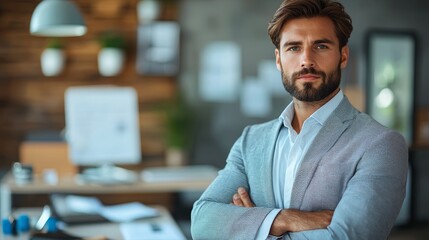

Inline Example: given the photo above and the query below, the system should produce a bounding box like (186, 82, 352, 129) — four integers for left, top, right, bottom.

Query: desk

(1, 206, 186, 240)
(1, 171, 213, 219)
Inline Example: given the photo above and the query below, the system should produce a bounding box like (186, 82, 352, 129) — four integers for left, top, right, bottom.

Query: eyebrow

(314, 38, 335, 45)
(282, 38, 336, 48)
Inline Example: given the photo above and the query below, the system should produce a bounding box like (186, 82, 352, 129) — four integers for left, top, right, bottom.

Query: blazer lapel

(289, 97, 357, 209)
(260, 120, 283, 206)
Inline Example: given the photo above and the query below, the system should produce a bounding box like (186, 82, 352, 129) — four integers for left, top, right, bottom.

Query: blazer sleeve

(191, 127, 274, 240)
(285, 130, 408, 240)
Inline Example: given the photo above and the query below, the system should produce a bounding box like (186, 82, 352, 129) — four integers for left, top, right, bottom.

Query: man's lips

(297, 74, 321, 81)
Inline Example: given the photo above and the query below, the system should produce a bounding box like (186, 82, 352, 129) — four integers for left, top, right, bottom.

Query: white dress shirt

(256, 90, 344, 239)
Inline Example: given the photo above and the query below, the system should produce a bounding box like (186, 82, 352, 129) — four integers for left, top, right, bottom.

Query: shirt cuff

(256, 209, 282, 240)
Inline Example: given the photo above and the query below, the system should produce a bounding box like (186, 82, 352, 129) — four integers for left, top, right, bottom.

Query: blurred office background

(1, 0, 429, 238)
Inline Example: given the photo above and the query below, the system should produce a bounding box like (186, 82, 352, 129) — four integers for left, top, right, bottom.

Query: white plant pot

(41, 48, 65, 77)
(98, 48, 125, 77)
(166, 148, 187, 167)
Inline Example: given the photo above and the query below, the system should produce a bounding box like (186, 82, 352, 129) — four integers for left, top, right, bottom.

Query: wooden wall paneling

(0, 0, 180, 169)
(133, 80, 177, 103)
(0, 63, 43, 79)
(92, 0, 127, 17)
(139, 110, 167, 156)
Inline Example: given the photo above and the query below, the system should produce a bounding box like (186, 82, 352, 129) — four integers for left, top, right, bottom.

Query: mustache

(292, 68, 326, 79)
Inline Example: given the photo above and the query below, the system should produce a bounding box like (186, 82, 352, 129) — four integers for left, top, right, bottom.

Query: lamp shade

(30, 0, 87, 37)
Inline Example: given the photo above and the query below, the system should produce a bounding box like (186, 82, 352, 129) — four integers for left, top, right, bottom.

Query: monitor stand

(79, 164, 138, 185)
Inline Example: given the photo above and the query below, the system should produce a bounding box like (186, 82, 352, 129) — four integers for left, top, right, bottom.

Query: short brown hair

(268, 0, 353, 49)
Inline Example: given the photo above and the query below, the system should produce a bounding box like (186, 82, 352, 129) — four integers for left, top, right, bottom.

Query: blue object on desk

(2, 218, 12, 235)
(45, 217, 58, 233)
(17, 214, 30, 233)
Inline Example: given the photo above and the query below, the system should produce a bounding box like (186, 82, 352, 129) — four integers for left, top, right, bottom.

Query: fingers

(238, 187, 255, 207)
(232, 193, 244, 207)
(231, 187, 255, 208)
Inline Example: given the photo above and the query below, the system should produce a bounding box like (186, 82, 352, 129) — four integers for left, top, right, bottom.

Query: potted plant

(41, 38, 65, 77)
(97, 31, 126, 77)
(164, 96, 194, 166)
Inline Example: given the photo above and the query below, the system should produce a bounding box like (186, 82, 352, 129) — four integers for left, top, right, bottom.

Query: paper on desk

(100, 202, 159, 222)
(120, 221, 186, 240)
(65, 195, 103, 214)
(64, 195, 159, 222)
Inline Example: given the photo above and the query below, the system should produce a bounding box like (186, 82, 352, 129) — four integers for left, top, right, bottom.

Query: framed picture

(136, 21, 180, 76)
(366, 30, 417, 145)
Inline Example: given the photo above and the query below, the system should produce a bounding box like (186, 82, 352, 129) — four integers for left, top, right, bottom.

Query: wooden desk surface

(1, 172, 213, 194)
(1, 169, 214, 219)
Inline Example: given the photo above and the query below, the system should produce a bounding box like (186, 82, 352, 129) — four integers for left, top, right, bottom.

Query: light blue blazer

(191, 97, 408, 240)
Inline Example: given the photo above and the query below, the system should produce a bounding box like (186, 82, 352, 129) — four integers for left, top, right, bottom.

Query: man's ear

(275, 48, 281, 71)
(340, 45, 349, 69)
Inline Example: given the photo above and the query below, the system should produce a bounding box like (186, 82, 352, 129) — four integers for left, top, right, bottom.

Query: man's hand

(232, 187, 255, 207)
(270, 209, 333, 235)
(231, 187, 334, 236)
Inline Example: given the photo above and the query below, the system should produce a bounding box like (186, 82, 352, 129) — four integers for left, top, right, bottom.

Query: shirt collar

(278, 90, 344, 128)
(279, 101, 295, 129)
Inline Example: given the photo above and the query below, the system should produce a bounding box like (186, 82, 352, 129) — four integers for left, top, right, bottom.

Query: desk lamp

(30, 0, 87, 37)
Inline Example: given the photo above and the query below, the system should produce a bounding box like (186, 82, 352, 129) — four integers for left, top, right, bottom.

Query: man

(191, 0, 408, 239)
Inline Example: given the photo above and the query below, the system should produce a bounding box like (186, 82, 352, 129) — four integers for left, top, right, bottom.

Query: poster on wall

(258, 60, 284, 97)
(136, 22, 180, 76)
(240, 77, 272, 118)
(199, 42, 241, 102)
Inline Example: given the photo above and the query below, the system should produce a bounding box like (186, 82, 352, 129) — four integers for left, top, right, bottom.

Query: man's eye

(316, 45, 328, 49)
(287, 46, 300, 52)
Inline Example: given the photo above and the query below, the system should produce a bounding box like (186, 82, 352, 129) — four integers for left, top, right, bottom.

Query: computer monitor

(64, 86, 141, 184)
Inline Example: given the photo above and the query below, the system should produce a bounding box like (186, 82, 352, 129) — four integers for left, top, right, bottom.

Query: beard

(281, 64, 341, 102)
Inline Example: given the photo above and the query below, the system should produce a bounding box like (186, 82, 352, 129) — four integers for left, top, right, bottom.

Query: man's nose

(300, 49, 315, 68)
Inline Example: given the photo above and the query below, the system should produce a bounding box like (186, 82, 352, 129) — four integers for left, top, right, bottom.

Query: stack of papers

(64, 195, 159, 222)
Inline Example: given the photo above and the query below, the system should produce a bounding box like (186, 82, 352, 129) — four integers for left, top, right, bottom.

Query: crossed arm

(232, 187, 333, 236)
(191, 127, 408, 239)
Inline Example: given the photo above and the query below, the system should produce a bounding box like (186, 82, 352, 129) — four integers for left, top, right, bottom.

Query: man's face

(275, 16, 349, 102)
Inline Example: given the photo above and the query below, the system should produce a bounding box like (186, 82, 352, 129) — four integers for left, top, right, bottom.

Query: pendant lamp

(30, 0, 87, 37)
